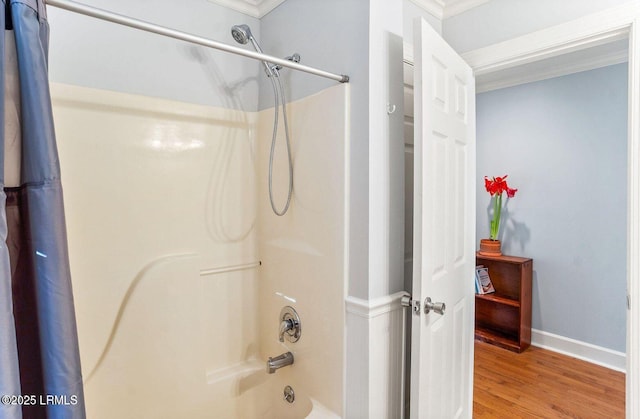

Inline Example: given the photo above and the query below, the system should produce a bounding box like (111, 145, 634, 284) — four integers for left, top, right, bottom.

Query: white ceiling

(208, 0, 490, 19)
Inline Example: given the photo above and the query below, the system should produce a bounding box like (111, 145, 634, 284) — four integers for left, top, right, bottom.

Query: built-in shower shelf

(206, 358, 263, 385)
(200, 261, 261, 277)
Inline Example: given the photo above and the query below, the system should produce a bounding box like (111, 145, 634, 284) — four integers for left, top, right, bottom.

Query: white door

(410, 18, 476, 419)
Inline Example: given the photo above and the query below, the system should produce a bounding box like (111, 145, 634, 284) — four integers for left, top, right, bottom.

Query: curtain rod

(45, 0, 350, 83)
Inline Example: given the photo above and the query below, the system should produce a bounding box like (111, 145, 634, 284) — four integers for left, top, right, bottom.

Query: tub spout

(267, 351, 294, 374)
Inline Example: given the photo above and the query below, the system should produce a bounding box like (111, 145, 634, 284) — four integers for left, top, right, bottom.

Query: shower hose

(267, 73, 293, 216)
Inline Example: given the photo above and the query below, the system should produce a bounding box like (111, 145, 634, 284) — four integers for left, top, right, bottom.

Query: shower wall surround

(257, 84, 348, 416)
(47, 1, 348, 417)
(53, 83, 259, 418)
(52, 81, 347, 418)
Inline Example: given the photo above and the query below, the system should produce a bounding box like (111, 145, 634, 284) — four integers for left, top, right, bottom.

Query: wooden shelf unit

(475, 254, 532, 353)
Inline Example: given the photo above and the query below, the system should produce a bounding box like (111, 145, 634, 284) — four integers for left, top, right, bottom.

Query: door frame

(459, 4, 639, 417)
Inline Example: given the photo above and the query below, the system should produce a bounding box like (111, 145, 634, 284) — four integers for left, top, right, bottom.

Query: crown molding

(475, 47, 628, 93)
(403, 38, 628, 94)
(212, 0, 488, 20)
(443, 0, 490, 18)
(206, 0, 286, 18)
(462, 1, 635, 75)
(407, 0, 445, 19)
(407, 0, 490, 20)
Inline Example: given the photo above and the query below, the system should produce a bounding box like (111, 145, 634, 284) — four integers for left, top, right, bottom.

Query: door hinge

(400, 294, 421, 314)
(628, 294, 631, 310)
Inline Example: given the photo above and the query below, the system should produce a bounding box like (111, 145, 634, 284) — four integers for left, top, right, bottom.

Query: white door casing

(460, 5, 639, 415)
(410, 18, 476, 419)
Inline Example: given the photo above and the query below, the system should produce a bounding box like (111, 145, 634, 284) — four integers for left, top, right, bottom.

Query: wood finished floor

(473, 341, 625, 418)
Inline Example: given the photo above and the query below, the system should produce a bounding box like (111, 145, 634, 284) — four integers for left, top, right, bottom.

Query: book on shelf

(475, 265, 495, 295)
(474, 265, 483, 294)
(474, 270, 480, 294)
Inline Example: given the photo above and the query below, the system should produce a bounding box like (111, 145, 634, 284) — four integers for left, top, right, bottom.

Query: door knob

(424, 297, 445, 315)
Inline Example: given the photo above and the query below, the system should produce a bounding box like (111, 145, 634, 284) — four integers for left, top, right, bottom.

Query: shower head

(231, 24, 252, 45)
(230, 23, 277, 77)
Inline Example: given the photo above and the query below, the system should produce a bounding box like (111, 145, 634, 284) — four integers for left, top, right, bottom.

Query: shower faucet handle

(279, 306, 301, 343)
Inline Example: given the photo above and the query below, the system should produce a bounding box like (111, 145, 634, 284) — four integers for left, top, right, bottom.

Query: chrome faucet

(266, 351, 294, 374)
(279, 318, 295, 342)
(279, 306, 301, 343)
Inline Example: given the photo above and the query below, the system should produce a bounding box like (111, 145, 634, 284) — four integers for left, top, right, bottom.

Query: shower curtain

(1, 1, 86, 418)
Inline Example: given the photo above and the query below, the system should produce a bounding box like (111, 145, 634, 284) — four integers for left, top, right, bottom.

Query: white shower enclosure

(53, 71, 348, 419)
(47, 2, 349, 417)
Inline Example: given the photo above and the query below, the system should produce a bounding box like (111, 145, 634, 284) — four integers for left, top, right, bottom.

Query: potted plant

(479, 175, 517, 256)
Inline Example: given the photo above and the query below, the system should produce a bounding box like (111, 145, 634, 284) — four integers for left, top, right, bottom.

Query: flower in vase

(484, 175, 518, 240)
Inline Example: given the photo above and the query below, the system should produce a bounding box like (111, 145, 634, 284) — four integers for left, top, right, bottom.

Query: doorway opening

(402, 27, 634, 417)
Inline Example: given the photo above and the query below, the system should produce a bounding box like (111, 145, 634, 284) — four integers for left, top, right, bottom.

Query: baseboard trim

(531, 329, 626, 373)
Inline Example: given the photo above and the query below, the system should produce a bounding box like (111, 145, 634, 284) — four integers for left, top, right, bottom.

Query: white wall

(476, 64, 628, 352)
(368, 0, 405, 301)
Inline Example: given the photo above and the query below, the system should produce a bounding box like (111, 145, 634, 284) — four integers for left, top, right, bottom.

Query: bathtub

(207, 358, 341, 419)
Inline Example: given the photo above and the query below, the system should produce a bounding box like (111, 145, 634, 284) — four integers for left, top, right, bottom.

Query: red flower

(485, 175, 517, 198)
(484, 177, 496, 195)
(484, 174, 518, 240)
(493, 175, 507, 192)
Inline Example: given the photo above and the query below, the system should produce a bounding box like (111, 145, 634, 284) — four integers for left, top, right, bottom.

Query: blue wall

(476, 63, 628, 352)
(48, 0, 261, 110)
(260, 0, 374, 299)
(258, 0, 368, 111)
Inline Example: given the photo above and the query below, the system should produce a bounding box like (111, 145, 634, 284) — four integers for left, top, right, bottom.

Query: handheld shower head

(229, 24, 294, 215)
(230, 23, 276, 77)
(231, 24, 251, 45)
